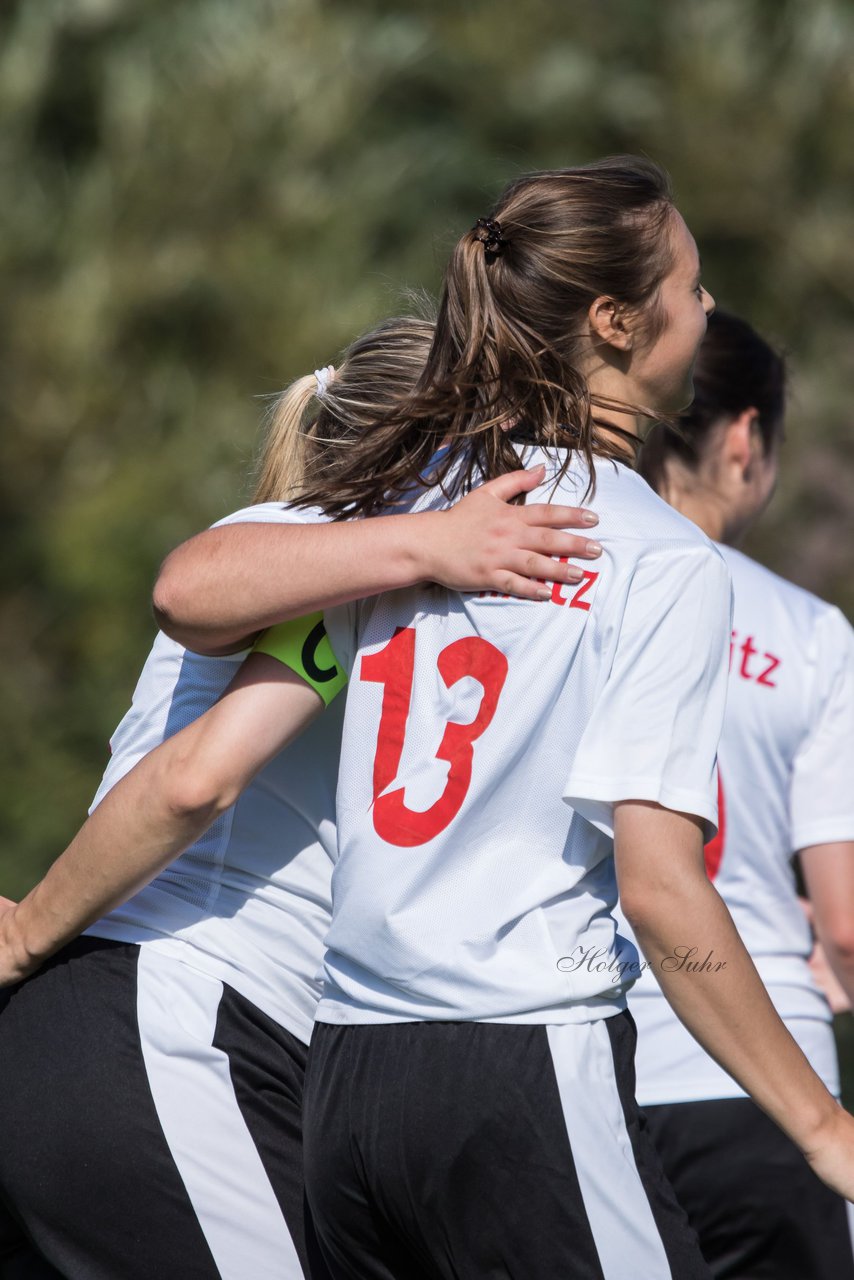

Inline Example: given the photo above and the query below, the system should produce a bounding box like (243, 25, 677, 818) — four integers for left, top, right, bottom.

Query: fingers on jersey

(435, 471, 602, 601)
(476, 467, 595, 519)
(462, 515, 603, 602)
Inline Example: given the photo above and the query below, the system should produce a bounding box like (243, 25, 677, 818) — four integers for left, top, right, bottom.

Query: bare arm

(153, 467, 602, 654)
(616, 801, 854, 1198)
(0, 655, 322, 985)
(801, 842, 854, 1007)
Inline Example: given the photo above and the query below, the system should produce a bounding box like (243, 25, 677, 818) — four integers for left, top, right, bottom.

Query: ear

(721, 408, 761, 476)
(588, 296, 633, 352)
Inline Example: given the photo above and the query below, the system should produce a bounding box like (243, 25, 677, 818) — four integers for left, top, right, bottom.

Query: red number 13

(361, 627, 508, 847)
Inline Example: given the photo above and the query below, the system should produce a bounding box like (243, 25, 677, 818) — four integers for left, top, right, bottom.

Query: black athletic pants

(643, 1096, 854, 1280)
(304, 1013, 711, 1279)
(0, 937, 327, 1279)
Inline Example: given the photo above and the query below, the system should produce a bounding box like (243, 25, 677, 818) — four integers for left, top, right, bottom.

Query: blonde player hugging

(0, 315, 601, 1280)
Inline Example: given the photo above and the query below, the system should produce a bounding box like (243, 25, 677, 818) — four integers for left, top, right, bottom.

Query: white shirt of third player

(623, 544, 854, 1103)
(320, 450, 732, 1027)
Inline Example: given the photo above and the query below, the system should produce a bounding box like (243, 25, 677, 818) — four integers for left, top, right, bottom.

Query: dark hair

(639, 309, 786, 492)
(300, 156, 678, 518)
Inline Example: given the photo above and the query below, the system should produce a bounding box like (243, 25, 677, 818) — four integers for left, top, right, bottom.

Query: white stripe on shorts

(547, 1021, 672, 1280)
(136, 947, 304, 1279)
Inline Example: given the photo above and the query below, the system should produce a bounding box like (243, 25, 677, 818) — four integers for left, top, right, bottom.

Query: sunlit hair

(639, 309, 786, 493)
(252, 314, 435, 503)
(299, 156, 677, 519)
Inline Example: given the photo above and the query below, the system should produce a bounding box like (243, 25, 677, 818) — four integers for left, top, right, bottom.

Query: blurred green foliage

(2, 0, 854, 916)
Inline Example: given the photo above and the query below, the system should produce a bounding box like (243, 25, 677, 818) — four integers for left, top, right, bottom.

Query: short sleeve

(563, 543, 732, 839)
(790, 607, 854, 850)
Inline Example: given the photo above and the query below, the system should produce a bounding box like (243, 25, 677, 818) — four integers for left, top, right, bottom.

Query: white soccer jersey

(626, 545, 854, 1103)
(319, 450, 732, 1027)
(86, 503, 341, 1045)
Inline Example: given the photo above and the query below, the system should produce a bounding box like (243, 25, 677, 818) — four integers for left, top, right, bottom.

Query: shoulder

(720, 545, 849, 642)
(595, 461, 718, 548)
(575, 461, 727, 596)
(210, 502, 329, 529)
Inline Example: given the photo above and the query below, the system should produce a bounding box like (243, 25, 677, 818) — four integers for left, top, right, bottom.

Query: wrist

(0, 904, 38, 983)
(395, 511, 442, 588)
(789, 1088, 845, 1157)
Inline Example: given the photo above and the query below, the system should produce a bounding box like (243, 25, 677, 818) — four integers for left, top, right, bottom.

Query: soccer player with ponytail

(288, 160, 854, 1278)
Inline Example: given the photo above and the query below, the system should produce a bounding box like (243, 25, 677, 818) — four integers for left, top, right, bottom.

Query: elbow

(619, 873, 704, 939)
(152, 553, 185, 639)
(619, 885, 660, 937)
(161, 763, 238, 829)
(824, 925, 854, 967)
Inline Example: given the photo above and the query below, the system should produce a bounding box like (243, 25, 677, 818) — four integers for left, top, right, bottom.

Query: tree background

(3, 0, 854, 1080)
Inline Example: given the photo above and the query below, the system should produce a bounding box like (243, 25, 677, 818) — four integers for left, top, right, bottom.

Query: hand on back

(424, 465, 601, 601)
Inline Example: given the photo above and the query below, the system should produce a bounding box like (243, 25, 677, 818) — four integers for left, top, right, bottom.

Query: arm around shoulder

(152, 472, 604, 654)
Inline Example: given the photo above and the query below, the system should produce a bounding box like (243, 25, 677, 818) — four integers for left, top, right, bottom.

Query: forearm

(0, 749, 224, 982)
(801, 842, 854, 1006)
(0, 656, 323, 985)
(152, 470, 602, 655)
(798, 897, 852, 1012)
(153, 515, 435, 654)
(808, 907, 854, 1009)
(815, 939, 854, 1009)
(615, 803, 840, 1155)
(630, 878, 837, 1148)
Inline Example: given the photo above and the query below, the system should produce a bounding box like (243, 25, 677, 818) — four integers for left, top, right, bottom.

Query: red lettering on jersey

(362, 628, 509, 847)
(729, 630, 781, 689)
(756, 652, 781, 688)
(704, 773, 725, 881)
(569, 569, 599, 612)
(551, 562, 599, 610)
(738, 635, 758, 680)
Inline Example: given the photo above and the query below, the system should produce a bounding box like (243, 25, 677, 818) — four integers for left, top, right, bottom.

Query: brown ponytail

(299, 156, 677, 518)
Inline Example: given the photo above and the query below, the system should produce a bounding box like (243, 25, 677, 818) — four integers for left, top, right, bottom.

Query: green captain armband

(252, 612, 348, 706)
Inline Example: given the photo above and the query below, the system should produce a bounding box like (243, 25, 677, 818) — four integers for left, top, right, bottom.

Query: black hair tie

(473, 217, 506, 259)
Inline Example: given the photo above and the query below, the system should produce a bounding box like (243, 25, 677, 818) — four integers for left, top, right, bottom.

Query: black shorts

(643, 1096, 854, 1280)
(0, 936, 327, 1280)
(303, 1012, 711, 1279)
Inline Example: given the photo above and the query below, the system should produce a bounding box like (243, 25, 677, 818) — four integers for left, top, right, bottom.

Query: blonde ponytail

(251, 316, 435, 507)
(252, 374, 321, 504)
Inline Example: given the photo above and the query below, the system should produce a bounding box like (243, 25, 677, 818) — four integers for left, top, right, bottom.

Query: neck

(583, 350, 649, 462)
(590, 403, 644, 462)
(657, 473, 729, 542)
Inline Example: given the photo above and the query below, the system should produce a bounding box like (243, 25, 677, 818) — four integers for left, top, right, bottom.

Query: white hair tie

(314, 365, 335, 399)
